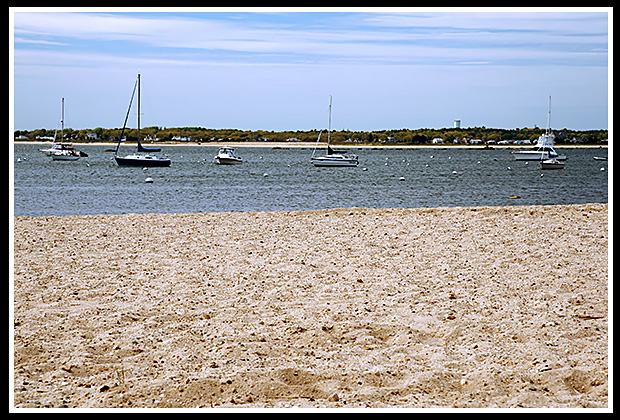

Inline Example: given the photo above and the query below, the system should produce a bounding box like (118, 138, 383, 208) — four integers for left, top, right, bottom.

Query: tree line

(14, 125, 608, 145)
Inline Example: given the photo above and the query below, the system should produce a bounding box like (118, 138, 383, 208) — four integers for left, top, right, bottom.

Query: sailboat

(538, 96, 565, 169)
(40, 98, 87, 160)
(114, 74, 171, 167)
(311, 96, 358, 167)
(513, 96, 566, 162)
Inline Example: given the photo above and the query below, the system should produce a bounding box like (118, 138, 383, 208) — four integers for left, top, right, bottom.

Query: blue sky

(11, 8, 610, 132)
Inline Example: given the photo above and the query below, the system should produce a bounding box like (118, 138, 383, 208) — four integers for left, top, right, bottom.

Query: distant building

(454, 119, 461, 129)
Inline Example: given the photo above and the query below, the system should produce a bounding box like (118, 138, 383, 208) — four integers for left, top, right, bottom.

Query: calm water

(13, 144, 608, 217)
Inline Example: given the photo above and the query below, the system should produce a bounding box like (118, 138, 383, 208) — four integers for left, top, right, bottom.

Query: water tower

(454, 119, 461, 129)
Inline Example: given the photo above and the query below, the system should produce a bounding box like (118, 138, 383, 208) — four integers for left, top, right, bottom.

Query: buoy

(600, 167, 605, 171)
(145, 177, 153, 183)
(263, 173, 269, 177)
(452, 171, 457, 175)
(540, 173, 544, 178)
(399, 176, 405, 181)
(362, 167, 368, 171)
(507, 167, 511, 170)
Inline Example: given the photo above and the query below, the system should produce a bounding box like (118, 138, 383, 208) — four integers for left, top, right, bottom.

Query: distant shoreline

(13, 140, 608, 150)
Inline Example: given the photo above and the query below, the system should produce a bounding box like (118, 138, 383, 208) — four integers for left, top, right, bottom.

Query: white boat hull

(513, 151, 566, 161)
(52, 150, 80, 161)
(215, 156, 243, 165)
(311, 156, 359, 167)
(540, 159, 565, 169)
(52, 154, 80, 161)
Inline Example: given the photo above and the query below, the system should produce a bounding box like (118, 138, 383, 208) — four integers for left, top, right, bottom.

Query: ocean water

(13, 144, 608, 217)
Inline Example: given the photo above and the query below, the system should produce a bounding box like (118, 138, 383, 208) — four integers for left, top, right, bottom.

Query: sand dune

(13, 204, 608, 408)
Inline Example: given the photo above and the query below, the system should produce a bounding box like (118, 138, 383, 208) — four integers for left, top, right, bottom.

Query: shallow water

(13, 144, 608, 217)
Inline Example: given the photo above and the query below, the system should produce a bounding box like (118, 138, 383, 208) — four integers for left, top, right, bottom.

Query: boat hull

(513, 151, 567, 161)
(52, 154, 80, 161)
(311, 154, 359, 167)
(540, 159, 565, 170)
(115, 155, 171, 167)
(215, 157, 243, 165)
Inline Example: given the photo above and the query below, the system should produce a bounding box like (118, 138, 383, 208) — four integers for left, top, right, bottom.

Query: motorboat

(540, 158, 565, 170)
(214, 146, 243, 165)
(114, 74, 171, 167)
(311, 96, 359, 168)
(513, 96, 566, 161)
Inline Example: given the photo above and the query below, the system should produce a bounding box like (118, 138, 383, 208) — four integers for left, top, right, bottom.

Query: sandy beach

(12, 204, 608, 409)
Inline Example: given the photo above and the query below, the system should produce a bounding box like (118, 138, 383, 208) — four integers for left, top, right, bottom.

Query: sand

(12, 204, 609, 409)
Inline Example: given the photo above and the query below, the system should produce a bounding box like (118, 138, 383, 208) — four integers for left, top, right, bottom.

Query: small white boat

(52, 147, 85, 161)
(42, 98, 86, 161)
(540, 158, 565, 170)
(214, 146, 243, 165)
(311, 96, 359, 168)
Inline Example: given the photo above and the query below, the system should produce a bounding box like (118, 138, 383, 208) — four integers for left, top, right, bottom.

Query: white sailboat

(311, 96, 358, 167)
(114, 74, 171, 167)
(40, 98, 87, 160)
(513, 96, 566, 161)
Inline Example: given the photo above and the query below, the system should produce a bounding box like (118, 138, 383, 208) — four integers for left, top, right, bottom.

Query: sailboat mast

(546, 95, 551, 136)
(61, 97, 64, 143)
(115, 75, 138, 156)
(327, 95, 332, 145)
(137, 73, 141, 145)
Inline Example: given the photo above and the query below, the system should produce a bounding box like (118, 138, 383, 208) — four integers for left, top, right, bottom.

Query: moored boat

(114, 74, 171, 168)
(310, 96, 359, 168)
(540, 158, 565, 170)
(214, 146, 243, 165)
(513, 96, 566, 161)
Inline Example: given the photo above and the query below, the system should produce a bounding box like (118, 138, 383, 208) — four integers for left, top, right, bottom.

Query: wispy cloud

(13, 11, 608, 67)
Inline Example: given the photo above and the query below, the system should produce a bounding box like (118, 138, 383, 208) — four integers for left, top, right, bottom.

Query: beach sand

(13, 204, 608, 409)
